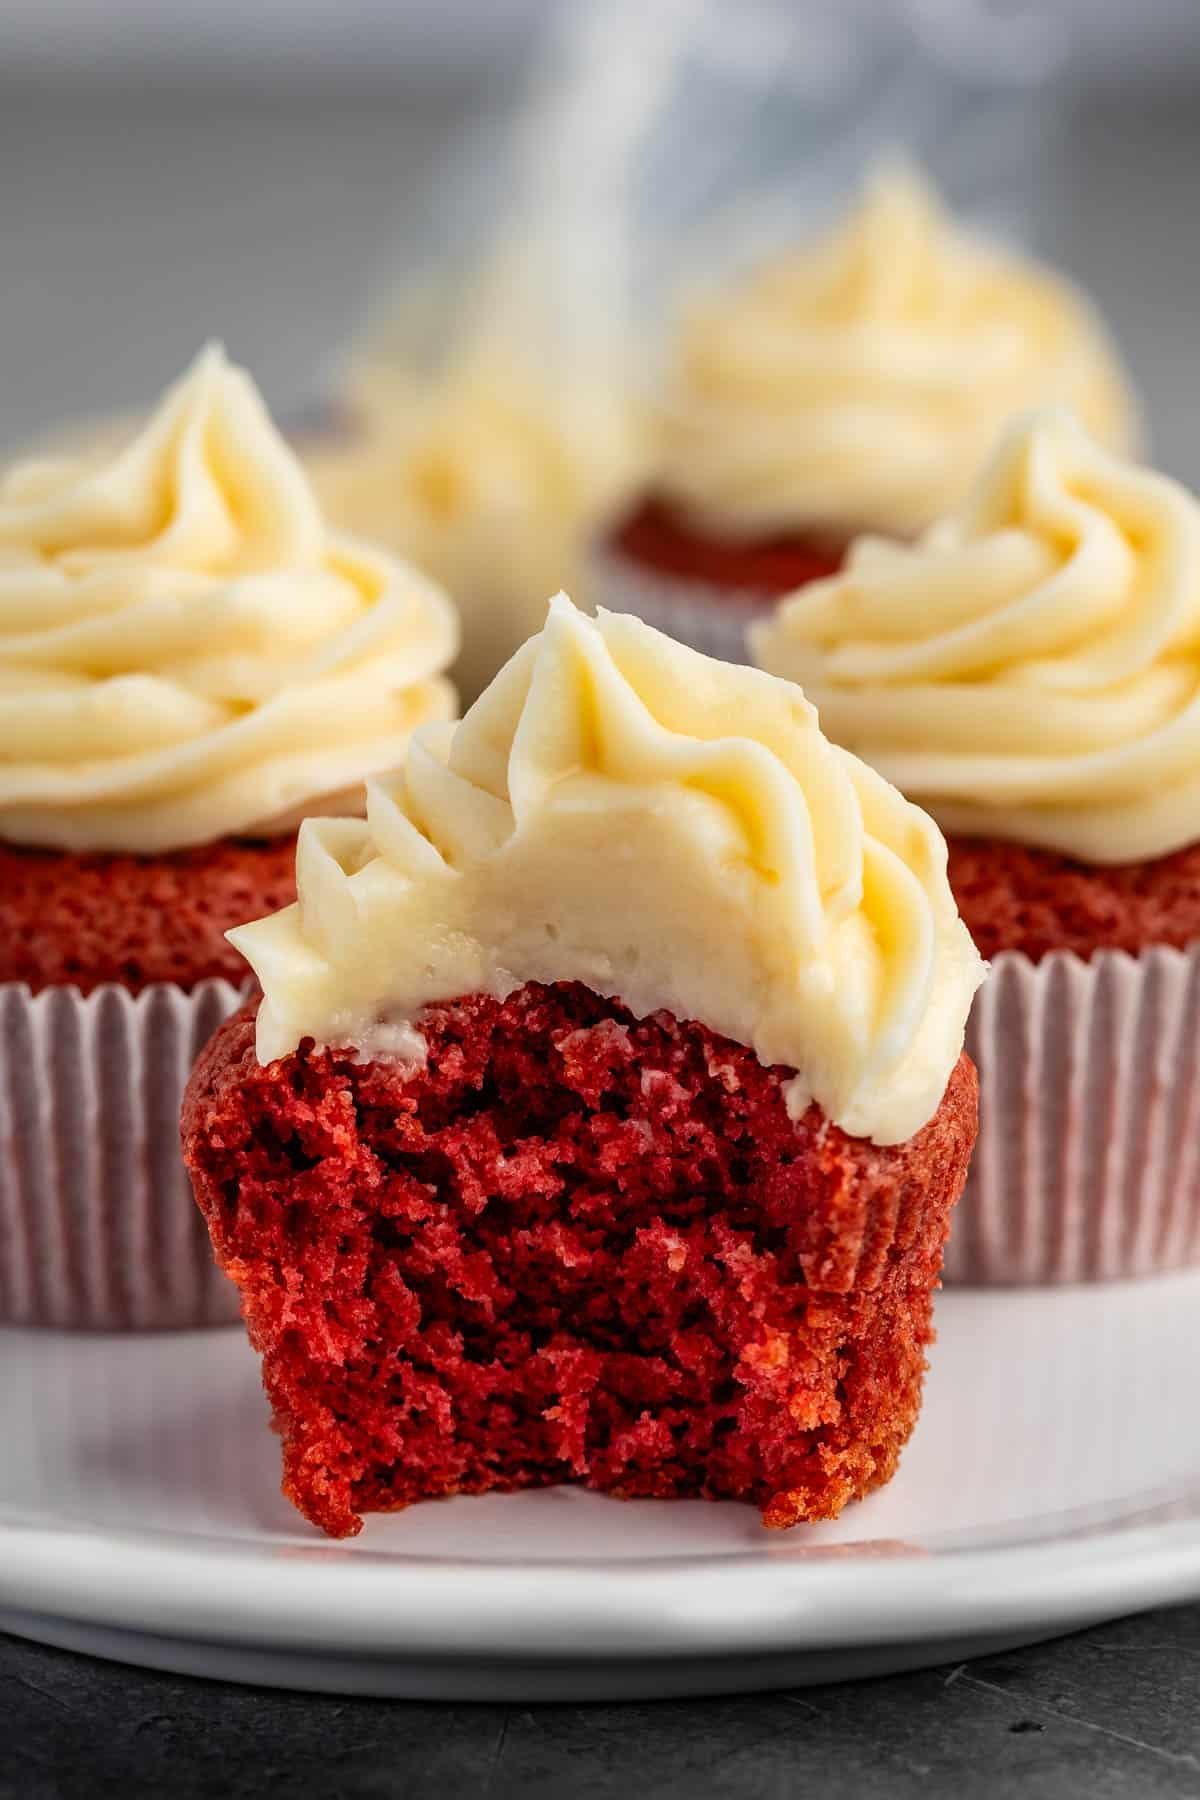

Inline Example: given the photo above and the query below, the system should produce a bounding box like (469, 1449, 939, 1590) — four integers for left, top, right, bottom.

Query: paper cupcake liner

(944, 942, 1200, 1286)
(588, 546, 762, 663)
(0, 978, 247, 1329)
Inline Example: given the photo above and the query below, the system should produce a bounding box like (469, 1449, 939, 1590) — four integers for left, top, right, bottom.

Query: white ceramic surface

(2, 1276, 1199, 1699)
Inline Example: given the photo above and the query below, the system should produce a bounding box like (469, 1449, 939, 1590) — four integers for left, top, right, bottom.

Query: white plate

(2, 1275, 1199, 1700)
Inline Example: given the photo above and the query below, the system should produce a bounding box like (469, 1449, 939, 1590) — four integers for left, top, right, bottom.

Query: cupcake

(753, 409, 1200, 1284)
(0, 344, 458, 1328)
(182, 596, 981, 1538)
(302, 334, 646, 707)
(600, 162, 1138, 662)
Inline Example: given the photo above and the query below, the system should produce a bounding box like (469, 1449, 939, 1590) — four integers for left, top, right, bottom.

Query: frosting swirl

(231, 596, 983, 1145)
(303, 350, 646, 704)
(0, 346, 458, 853)
(656, 165, 1137, 539)
(752, 411, 1200, 864)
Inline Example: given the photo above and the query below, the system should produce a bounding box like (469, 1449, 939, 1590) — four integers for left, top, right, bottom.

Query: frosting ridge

(232, 595, 984, 1144)
(0, 345, 458, 853)
(656, 165, 1137, 538)
(752, 410, 1200, 862)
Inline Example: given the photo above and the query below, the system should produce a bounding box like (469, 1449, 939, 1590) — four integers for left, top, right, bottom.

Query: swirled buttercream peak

(232, 595, 983, 1144)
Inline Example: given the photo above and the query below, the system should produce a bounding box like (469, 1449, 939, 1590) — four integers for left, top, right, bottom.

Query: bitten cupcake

(183, 596, 981, 1538)
(0, 344, 458, 1328)
(754, 409, 1200, 1284)
(600, 163, 1137, 662)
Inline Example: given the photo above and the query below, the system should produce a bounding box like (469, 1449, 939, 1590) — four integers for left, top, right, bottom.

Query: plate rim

(8, 1280, 1200, 1670)
(5, 1506, 1200, 1661)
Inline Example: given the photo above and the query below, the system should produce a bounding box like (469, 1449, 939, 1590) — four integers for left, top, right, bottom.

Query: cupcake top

(0, 346, 458, 854)
(231, 595, 984, 1145)
(752, 410, 1200, 864)
(655, 164, 1137, 541)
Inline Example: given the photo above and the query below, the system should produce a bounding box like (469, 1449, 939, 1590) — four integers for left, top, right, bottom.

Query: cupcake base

(945, 942, 1200, 1286)
(947, 836, 1200, 964)
(0, 833, 297, 1328)
(587, 546, 762, 661)
(183, 982, 977, 1538)
(0, 836, 297, 993)
(0, 977, 245, 1328)
(610, 498, 849, 594)
(942, 837, 1200, 1285)
(592, 502, 848, 661)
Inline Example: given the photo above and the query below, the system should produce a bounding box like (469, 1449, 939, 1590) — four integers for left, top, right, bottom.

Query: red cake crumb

(610, 496, 849, 596)
(0, 837, 296, 994)
(947, 836, 1200, 963)
(183, 982, 978, 1539)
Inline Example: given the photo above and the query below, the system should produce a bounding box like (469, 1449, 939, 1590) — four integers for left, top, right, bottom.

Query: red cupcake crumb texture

(611, 497, 848, 597)
(183, 981, 978, 1539)
(0, 837, 297, 994)
(947, 836, 1200, 963)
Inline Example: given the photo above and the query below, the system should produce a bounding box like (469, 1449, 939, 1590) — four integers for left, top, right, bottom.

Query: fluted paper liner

(944, 942, 1200, 1285)
(0, 979, 245, 1328)
(588, 546, 759, 663)
(10, 935, 1188, 1316)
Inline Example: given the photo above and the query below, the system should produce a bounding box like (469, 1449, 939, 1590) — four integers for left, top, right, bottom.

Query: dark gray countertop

(4, 1605, 1199, 1800)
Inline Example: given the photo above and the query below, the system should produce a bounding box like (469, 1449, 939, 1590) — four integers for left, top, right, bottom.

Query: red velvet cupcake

(598, 163, 1136, 663)
(0, 345, 457, 1328)
(183, 598, 983, 1535)
(755, 412, 1200, 1284)
(300, 328, 646, 707)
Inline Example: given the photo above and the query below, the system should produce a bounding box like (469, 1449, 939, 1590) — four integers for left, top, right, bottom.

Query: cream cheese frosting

(656, 164, 1138, 540)
(231, 595, 984, 1145)
(303, 346, 646, 707)
(752, 410, 1200, 864)
(0, 345, 459, 853)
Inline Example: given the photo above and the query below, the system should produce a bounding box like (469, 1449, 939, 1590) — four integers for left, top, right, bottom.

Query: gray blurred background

(3, 0, 1198, 478)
